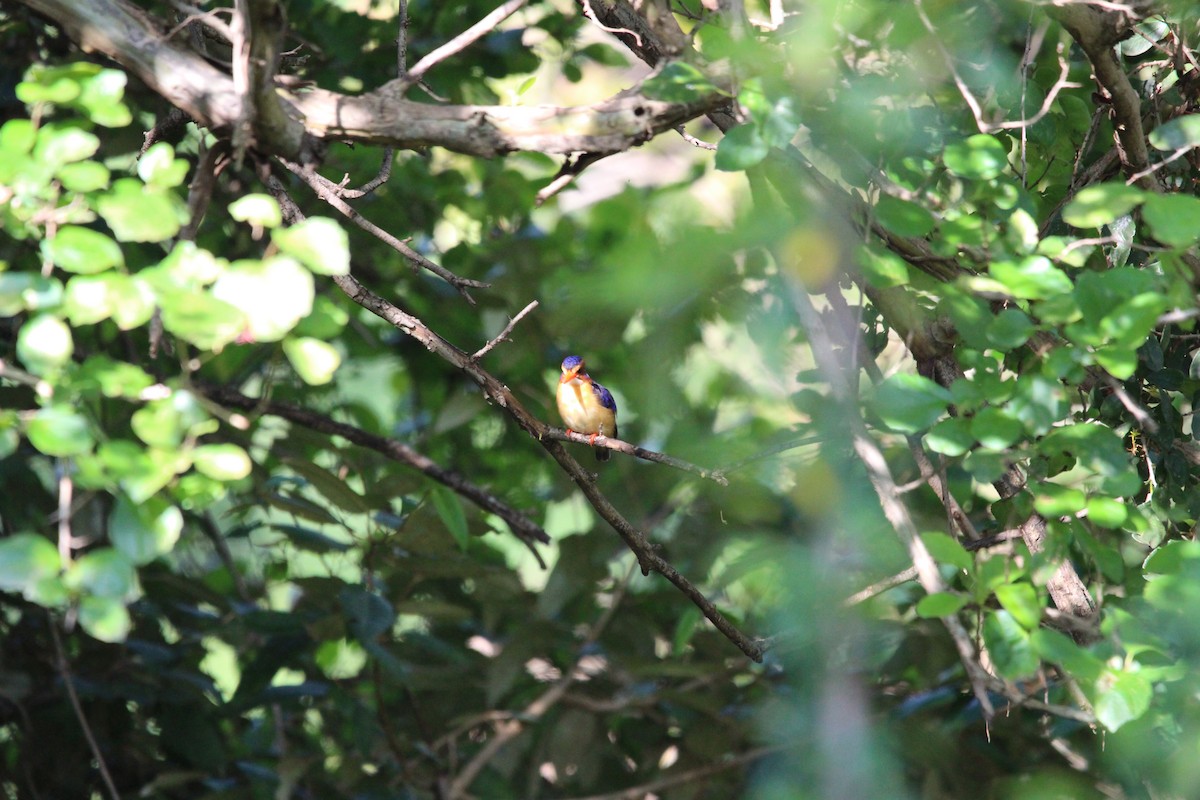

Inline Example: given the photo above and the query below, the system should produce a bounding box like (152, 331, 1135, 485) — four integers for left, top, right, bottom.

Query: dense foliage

(5, 0, 1200, 797)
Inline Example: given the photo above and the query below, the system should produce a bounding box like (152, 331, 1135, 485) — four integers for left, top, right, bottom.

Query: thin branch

(471, 300, 539, 360)
(562, 746, 786, 800)
(543, 427, 729, 485)
(844, 529, 1023, 606)
(914, 0, 1078, 135)
(277, 158, 489, 303)
(49, 621, 120, 800)
(675, 125, 718, 150)
(201, 384, 552, 560)
(405, 0, 527, 85)
(535, 152, 610, 206)
(56, 461, 73, 567)
(447, 563, 636, 798)
(396, 0, 409, 79)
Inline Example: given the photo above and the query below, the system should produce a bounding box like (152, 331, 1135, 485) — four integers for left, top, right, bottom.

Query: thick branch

(22, 0, 725, 159)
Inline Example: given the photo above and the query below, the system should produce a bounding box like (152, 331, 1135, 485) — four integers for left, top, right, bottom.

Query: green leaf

(42, 225, 123, 274)
(56, 161, 110, 193)
(1062, 183, 1145, 228)
(1033, 483, 1087, 517)
(988, 256, 1072, 300)
(26, 406, 93, 456)
(1093, 669, 1152, 732)
(874, 196, 935, 237)
(915, 592, 967, 618)
(715, 124, 769, 172)
(212, 257, 314, 341)
(64, 547, 138, 600)
(0, 273, 62, 315)
(283, 337, 341, 385)
(158, 290, 245, 352)
(137, 142, 189, 188)
(1086, 496, 1128, 528)
(994, 583, 1041, 630)
(340, 586, 396, 640)
(34, 125, 99, 168)
(982, 610, 1039, 679)
(970, 406, 1023, 451)
(431, 485, 470, 550)
(643, 62, 719, 102)
(229, 194, 283, 229)
(986, 308, 1034, 350)
(0, 533, 61, 595)
(109, 495, 183, 565)
(1148, 113, 1200, 151)
(192, 444, 252, 481)
(869, 374, 952, 433)
(16, 314, 73, 375)
(271, 523, 351, 553)
(921, 531, 972, 571)
(131, 391, 211, 449)
(65, 273, 154, 328)
(272, 218, 350, 275)
(1031, 628, 1104, 681)
(78, 595, 132, 643)
(96, 178, 187, 242)
(859, 248, 909, 288)
(282, 456, 368, 514)
(76, 356, 154, 399)
(1142, 194, 1200, 248)
(942, 134, 1008, 179)
(925, 417, 974, 457)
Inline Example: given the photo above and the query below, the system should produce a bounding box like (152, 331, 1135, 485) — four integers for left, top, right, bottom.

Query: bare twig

(405, 0, 527, 85)
(56, 461, 73, 567)
(675, 124, 717, 150)
(49, 622, 120, 800)
(278, 158, 490, 302)
(471, 301, 539, 360)
(914, 0, 1078, 135)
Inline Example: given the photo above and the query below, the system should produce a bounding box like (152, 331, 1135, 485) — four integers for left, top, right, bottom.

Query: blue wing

(591, 381, 617, 414)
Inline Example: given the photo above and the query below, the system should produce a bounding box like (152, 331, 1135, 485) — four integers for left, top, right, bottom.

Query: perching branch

(544, 427, 729, 485)
(263, 175, 764, 661)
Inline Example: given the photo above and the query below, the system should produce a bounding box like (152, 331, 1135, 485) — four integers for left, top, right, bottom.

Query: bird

(556, 355, 618, 461)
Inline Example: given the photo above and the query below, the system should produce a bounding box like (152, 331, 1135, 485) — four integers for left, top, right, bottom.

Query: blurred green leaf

(283, 337, 341, 385)
(943, 134, 1008, 179)
(869, 374, 952, 433)
(42, 225, 123, 274)
(1062, 183, 1145, 228)
(272, 218, 350, 275)
(17, 314, 73, 375)
(26, 405, 93, 456)
(0, 533, 61, 595)
(982, 610, 1039, 679)
(915, 592, 967, 618)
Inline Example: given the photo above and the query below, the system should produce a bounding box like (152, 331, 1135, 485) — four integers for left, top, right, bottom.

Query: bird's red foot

(587, 433, 600, 445)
